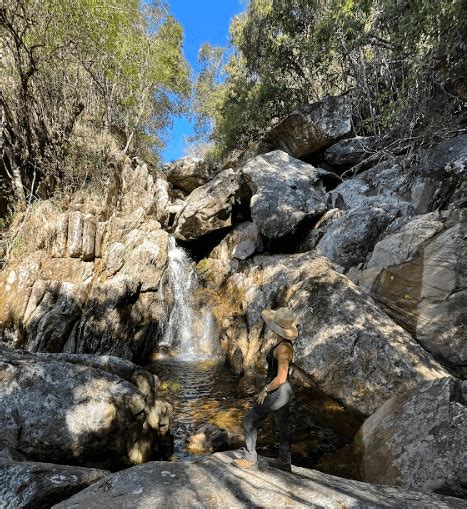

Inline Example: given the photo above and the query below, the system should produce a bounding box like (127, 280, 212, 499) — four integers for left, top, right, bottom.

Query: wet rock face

(0, 349, 171, 469)
(0, 460, 109, 509)
(358, 377, 467, 498)
(173, 168, 240, 241)
(242, 150, 328, 239)
(260, 95, 352, 158)
(221, 253, 448, 416)
(164, 157, 219, 193)
(53, 451, 465, 509)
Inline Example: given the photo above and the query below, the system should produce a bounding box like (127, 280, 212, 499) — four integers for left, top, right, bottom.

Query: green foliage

(1, 0, 189, 201)
(193, 0, 465, 156)
(196, 258, 211, 275)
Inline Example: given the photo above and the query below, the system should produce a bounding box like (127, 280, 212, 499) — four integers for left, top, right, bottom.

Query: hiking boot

(266, 458, 292, 472)
(232, 457, 258, 469)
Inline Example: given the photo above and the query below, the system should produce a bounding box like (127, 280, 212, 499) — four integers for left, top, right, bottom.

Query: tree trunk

(11, 161, 26, 205)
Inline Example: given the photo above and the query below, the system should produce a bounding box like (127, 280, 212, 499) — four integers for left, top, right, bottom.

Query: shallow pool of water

(146, 357, 363, 478)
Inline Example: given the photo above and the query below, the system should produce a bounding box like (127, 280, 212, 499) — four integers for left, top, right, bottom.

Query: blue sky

(162, 0, 244, 163)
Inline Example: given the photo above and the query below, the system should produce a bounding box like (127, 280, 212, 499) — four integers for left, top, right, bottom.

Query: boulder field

(0, 93, 465, 506)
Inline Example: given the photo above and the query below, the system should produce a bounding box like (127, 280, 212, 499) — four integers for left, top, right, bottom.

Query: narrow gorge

(1, 1, 466, 507)
(1, 96, 465, 507)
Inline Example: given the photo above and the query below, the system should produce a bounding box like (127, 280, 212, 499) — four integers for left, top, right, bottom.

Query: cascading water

(160, 236, 219, 359)
(150, 237, 362, 469)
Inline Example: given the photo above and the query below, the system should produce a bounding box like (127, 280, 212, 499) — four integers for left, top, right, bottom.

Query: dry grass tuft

(195, 282, 247, 324)
(6, 199, 62, 260)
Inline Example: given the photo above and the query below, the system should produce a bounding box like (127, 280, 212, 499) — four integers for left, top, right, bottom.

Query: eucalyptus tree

(0, 0, 189, 205)
(194, 0, 465, 156)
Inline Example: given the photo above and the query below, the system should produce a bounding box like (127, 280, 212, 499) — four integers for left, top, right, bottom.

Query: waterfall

(160, 236, 219, 360)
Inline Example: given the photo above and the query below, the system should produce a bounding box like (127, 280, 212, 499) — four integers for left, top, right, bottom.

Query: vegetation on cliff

(1, 0, 189, 209)
(194, 0, 466, 156)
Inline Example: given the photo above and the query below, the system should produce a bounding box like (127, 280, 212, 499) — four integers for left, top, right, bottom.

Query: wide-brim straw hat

(261, 307, 298, 340)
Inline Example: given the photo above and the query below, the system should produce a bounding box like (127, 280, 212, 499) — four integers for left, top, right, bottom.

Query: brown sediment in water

(146, 358, 363, 479)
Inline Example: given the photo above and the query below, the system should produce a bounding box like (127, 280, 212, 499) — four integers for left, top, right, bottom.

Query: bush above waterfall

(193, 0, 465, 157)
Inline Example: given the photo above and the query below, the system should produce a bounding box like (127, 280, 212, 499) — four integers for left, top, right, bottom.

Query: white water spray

(160, 236, 219, 359)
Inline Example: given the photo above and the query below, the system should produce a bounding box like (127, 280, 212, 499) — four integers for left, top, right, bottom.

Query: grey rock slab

(366, 212, 445, 269)
(0, 459, 109, 509)
(358, 377, 467, 499)
(317, 197, 413, 270)
(423, 133, 467, 173)
(164, 156, 219, 193)
(54, 451, 465, 508)
(210, 221, 262, 263)
(416, 222, 467, 373)
(0, 349, 171, 469)
(225, 253, 448, 415)
(328, 178, 370, 210)
(260, 95, 352, 158)
(358, 215, 466, 376)
(242, 150, 328, 239)
(324, 136, 377, 167)
(31, 352, 161, 397)
(173, 168, 240, 241)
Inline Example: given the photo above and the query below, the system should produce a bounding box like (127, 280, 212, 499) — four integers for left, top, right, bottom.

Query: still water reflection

(146, 358, 363, 479)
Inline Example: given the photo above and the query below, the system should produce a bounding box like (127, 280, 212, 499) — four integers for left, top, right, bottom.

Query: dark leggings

(243, 381, 293, 463)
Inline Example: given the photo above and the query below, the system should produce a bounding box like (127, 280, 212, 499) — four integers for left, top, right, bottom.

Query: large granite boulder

(316, 197, 414, 270)
(415, 218, 466, 374)
(354, 211, 466, 377)
(221, 253, 448, 416)
(0, 212, 169, 360)
(173, 168, 240, 241)
(358, 377, 467, 498)
(328, 177, 370, 210)
(53, 451, 465, 508)
(323, 136, 377, 168)
(164, 157, 219, 193)
(242, 150, 329, 239)
(197, 222, 263, 289)
(210, 222, 262, 263)
(0, 349, 172, 468)
(0, 460, 109, 509)
(260, 95, 352, 158)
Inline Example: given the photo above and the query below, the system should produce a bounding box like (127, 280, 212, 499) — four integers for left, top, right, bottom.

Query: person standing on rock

(233, 307, 297, 472)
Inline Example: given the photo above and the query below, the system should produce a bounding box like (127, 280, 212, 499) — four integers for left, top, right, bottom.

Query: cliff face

(1, 96, 465, 379)
(0, 94, 465, 499)
(0, 161, 172, 363)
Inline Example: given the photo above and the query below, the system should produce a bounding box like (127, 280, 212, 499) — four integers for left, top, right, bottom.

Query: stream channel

(146, 238, 363, 479)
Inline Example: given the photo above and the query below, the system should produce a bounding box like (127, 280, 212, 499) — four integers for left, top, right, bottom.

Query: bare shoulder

(274, 342, 293, 360)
